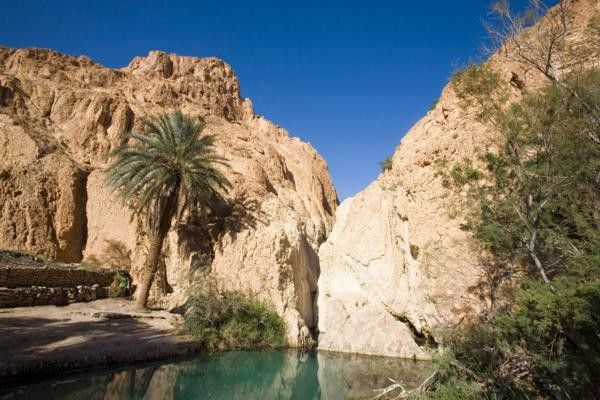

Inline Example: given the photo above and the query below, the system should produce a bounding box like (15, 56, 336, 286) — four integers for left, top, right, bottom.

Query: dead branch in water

(371, 370, 438, 399)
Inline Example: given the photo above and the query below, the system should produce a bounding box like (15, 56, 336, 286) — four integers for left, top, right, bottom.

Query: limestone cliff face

(317, 0, 600, 357)
(0, 48, 338, 344)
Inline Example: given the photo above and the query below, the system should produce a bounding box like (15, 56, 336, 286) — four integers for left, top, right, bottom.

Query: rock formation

(317, 0, 600, 357)
(0, 48, 338, 344)
(2, 0, 597, 355)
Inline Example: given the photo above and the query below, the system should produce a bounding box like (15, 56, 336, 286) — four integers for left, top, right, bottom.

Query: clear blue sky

(0, 0, 544, 200)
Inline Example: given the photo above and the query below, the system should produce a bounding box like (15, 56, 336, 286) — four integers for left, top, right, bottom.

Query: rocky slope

(317, 0, 600, 357)
(0, 48, 338, 345)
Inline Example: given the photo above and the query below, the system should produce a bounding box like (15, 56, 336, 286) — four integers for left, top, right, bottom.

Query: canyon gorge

(1, 0, 598, 358)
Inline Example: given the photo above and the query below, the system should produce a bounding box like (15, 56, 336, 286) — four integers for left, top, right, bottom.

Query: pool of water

(0, 350, 433, 400)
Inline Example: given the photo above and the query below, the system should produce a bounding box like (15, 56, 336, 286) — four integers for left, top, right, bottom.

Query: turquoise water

(0, 350, 432, 400)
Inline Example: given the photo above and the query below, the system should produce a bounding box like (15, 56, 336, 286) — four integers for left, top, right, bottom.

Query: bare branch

(371, 370, 439, 399)
(485, 0, 574, 82)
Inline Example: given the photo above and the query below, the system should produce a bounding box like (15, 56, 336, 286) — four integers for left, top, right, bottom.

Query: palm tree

(106, 110, 231, 310)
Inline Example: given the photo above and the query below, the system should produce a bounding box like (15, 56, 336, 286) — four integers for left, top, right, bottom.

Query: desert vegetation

(106, 110, 231, 309)
(183, 283, 286, 351)
(380, 156, 393, 172)
(425, 66, 600, 400)
(410, 1, 600, 398)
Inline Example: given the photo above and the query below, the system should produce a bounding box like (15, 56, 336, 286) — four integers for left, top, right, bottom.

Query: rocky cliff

(317, 0, 600, 358)
(0, 48, 338, 344)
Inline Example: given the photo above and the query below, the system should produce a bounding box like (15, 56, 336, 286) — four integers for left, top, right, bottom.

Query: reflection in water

(1, 350, 433, 400)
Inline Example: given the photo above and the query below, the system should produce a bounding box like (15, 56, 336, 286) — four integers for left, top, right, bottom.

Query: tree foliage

(106, 110, 231, 308)
(467, 69, 600, 285)
(417, 1, 600, 397)
(106, 110, 231, 229)
(184, 284, 286, 351)
(429, 68, 600, 400)
(451, 63, 506, 122)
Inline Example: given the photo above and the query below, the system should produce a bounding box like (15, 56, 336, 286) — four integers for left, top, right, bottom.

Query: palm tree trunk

(135, 184, 180, 311)
(135, 228, 168, 310)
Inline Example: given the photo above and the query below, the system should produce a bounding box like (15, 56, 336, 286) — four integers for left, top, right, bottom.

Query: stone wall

(0, 265, 126, 308)
(0, 266, 116, 288)
(0, 285, 108, 308)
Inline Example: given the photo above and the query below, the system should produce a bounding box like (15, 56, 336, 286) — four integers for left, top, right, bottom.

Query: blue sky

(0, 0, 544, 200)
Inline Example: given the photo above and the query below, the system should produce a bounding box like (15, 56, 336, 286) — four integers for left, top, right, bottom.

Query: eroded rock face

(0, 47, 337, 344)
(0, 118, 88, 262)
(317, 0, 600, 357)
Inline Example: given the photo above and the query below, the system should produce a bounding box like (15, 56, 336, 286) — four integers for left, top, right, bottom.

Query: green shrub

(380, 156, 393, 172)
(79, 260, 93, 270)
(451, 63, 501, 99)
(449, 159, 482, 187)
(413, 379, 482, 400)
(435, 158, 482, 189)
(436, 273, 600, 399)
(410, 244, 420, 259)
(108, 271, 131, 298)
(184, 286, 286, 351)
(451, 63, 505, 122)
(411, 352, 484, 400)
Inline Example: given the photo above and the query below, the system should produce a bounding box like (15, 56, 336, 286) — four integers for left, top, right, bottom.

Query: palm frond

(105, 110, 231, 231)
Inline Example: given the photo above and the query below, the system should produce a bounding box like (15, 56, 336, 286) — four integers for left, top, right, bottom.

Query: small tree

(431, 68, 600, 400)
(106, 110, 231, 309)
(485, 0, 600, 144)
(484, 0, 573, 83)
(380, 156, 393, 172)
(462, 70, 600, 286)
(421, 3, 600, 397)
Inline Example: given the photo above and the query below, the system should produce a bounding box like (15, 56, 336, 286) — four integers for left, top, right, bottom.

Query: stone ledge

(0, 265, 118, 288)
(0, 285, 110, 308)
